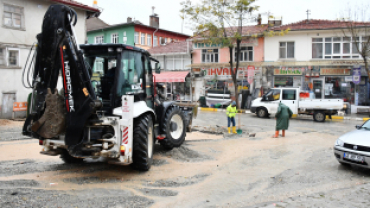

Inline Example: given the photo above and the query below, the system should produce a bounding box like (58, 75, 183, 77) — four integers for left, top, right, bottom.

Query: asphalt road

(1, 113, 370, 208)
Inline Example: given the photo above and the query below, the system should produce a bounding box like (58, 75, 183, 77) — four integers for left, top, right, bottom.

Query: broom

(237, 110, 242, 134)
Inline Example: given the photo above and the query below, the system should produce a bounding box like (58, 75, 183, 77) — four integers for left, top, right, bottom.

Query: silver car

(334, 120, 370, 169)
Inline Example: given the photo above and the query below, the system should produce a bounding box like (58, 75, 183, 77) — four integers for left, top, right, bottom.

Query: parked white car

(250, 88, 345, 122)
(334, 120, 370, 169)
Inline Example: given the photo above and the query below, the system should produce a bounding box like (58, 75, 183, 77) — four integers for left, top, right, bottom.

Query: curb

(198, 107, 370, 121)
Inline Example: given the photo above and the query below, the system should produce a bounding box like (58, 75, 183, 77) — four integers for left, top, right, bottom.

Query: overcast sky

(77, 0, 369, 36)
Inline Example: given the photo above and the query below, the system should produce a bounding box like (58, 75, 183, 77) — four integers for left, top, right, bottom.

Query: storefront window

(173, 82, 185, 100)
(324, 77, 353, 102)
(274, 76, 293, 87)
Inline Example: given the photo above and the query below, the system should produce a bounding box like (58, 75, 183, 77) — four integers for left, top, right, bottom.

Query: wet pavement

(0, 114, 370, 207)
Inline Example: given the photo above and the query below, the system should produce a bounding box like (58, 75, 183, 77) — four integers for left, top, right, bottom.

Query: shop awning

(153, 71, 190, 83)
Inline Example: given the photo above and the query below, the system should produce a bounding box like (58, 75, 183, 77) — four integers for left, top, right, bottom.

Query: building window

(0, 48, 5, 66)
(95, 36, 104, 44)
(123, 31, 126, 36)
(111, 33, 118, 44)
(123, 37, 127, 44)
(235, 47, 253, 62)
(8, 49, 19, 66)
(168, 38, 172, 43)
(134, 32, 139, 44)
(154, 36, 158, 47)
(147, 35, 151, 46)
(141, 33, 145, 45)
(160, 37, 166, 45)
(279, 42, 294, 59)
(3, 4, 24, 29)
(202, 49, 219, 63)
(312, 37, 365, 59)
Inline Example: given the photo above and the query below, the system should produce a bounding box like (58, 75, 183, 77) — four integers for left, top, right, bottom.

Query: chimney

(257, 14, 262, 25)
(150, 6, 159, 28)
(127, 17, 132, 23)
(93, 0, 98, 8)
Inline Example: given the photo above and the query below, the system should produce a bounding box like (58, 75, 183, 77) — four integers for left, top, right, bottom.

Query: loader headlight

(108, 48, 114, 52)
(335, 138, 344, 147)
(343, 104, 347, 109)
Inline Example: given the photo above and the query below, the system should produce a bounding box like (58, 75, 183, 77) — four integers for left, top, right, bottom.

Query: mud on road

(1, 116, 370, 207)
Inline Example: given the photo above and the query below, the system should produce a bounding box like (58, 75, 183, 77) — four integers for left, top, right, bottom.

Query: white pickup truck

(250, 88, 345, 122)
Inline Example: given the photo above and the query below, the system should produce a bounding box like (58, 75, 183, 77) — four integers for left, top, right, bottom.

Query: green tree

(181, 0, 288, 108)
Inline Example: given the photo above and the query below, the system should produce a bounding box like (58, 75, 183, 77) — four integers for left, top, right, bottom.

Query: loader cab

(82, 44, 156, 114)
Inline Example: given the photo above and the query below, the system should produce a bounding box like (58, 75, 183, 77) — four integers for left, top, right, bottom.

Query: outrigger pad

(31, 88, 66, 138)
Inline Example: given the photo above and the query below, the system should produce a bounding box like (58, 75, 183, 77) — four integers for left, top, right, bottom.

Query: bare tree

(181, 0, 288, 108)
(340, 3, 370, 78)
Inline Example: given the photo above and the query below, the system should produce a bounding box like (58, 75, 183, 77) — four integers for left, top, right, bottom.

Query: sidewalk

(198, 107, 370, 121)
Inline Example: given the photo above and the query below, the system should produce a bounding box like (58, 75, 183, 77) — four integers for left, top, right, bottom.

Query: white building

(148, 40, 200, 102)
(264, 19, 370, 113)
(0, 0, 100, 118)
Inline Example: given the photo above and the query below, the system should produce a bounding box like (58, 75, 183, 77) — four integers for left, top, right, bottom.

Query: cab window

(282, 89, 296, 100)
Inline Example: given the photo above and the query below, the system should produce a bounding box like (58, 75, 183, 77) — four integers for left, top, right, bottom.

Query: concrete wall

(0, 0, 89, 118)
(87, 25, 135, 45)
(152, 54, 191, 71)
(264, 30, 347, 62)
(192, 37, 265, 64)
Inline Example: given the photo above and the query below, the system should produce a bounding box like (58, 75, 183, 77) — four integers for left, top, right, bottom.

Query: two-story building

(266, 19, 370, 113)
(0, 0, 100, 119)
(87, 14, 190, 50)
(190, 24, 268, 106)
(147, 40, 193, 101)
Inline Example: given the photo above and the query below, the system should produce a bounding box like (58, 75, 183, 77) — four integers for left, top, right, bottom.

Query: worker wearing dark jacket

(273, 102, 293, 138)
(226, 101, 237, 134)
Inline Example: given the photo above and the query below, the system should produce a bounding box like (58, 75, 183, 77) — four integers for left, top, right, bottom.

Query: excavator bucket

(31, 88, 66, 138)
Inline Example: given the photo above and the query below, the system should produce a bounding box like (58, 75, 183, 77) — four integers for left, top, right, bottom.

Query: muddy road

(1, 114, 370, 207)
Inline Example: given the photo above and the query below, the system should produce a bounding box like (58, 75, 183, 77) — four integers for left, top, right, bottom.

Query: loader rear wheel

(60, 149, 84, 164)
(131, 114, 154, 171)
(160, 106, 186, 150)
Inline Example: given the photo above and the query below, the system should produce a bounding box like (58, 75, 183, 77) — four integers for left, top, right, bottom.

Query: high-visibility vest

(226, 105, 237, 118)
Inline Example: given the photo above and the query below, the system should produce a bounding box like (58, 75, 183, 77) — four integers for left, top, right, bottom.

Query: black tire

(257, 108, 268, 118)
(313, 111, 326, 122)
(160, 106, 186, 150)
(60, 149, 84, 164)
(131, 114, 154, 171)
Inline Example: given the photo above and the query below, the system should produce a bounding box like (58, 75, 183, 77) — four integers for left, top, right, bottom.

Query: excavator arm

(23, 5, 98, 153)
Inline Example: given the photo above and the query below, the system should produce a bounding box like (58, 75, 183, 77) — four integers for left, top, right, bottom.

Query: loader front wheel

(160, 106, 186, 150)
(131, 114, 154, 171)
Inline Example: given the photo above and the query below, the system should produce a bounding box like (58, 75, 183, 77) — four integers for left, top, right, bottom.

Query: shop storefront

(273, 67, 304, 88)
(153, 71, 192, 101)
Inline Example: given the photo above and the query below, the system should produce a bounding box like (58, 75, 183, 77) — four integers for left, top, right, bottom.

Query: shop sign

(353, 67, 361, 85)
(345, 76, 353, 82)
(274, 67, 303, 75)
(193, 42, 223, 49)
(320, 68, 351, 75)
(247, 66, 255, 84)
(203, 67, 246, 80)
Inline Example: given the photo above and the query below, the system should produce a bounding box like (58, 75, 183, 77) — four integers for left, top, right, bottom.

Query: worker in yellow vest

(226, 101, 237, 134)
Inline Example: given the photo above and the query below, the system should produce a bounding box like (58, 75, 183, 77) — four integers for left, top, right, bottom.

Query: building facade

(87, 15, 190, 50)
(148, 41, 193, 101)
(0, 0, 100, 118)
(265, 19, 370, 113)
(190, 25, 268, 107)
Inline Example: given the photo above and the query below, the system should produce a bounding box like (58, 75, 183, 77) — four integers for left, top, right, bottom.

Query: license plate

(344, 152, 364, 162)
